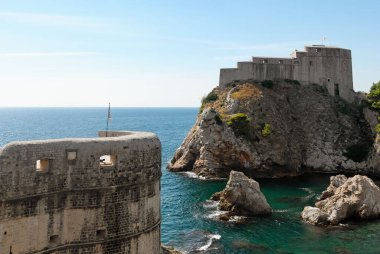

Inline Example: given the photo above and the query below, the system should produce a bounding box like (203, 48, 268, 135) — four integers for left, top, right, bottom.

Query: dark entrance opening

(334, 83, 340, 96)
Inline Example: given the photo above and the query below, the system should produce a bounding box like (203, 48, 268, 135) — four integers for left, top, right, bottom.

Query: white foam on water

(182, 171, 206, 180)
(299, 187, 314, 194)
(206, 210, 228, 219)
(274, 209, 290, 213)
(228, 215, 247, 223)
(196, 234, 221, 251)
(203, 200, 219, 209)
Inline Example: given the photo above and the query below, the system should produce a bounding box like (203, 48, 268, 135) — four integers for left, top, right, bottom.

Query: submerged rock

(301, 175, 380, 225)
(211, 171, 272, 220)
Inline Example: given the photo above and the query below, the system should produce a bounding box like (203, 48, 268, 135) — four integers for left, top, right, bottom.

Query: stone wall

(0, 131, 161, 254)
(219, 45, 354, 103)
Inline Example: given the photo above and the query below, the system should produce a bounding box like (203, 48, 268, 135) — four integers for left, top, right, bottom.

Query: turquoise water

(1, 108, 380, 253)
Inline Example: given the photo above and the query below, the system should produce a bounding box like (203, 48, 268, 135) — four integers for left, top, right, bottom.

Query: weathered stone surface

(161, 244, 183, 254)
(0, 131, 162, 254)
(211, 171, 272, 219)
(301, 175, 380, 225)
(168, 81, 374, 179)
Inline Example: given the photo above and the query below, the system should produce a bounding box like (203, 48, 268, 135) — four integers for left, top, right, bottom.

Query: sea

(1, 107, 380, 254)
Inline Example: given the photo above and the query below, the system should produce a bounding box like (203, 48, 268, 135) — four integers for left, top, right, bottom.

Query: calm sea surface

(0, 108, 379, 254)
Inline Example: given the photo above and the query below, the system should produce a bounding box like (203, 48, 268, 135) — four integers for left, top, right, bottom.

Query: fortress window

(67, 151, 76, 161)
(262, 59, 268, 64)
(100, 155, 117, 167)
(334, 84, 340, 96)
(309, 61, 313, 66)
(278, 60, 283, 64)
(66, 150, 77, 165)
(49, 235, 59, 245)
(327, 78, 331, 82)
(96, 229, 106, 239)
(315, 48, 321, 53)
(35, 159, 49, 172)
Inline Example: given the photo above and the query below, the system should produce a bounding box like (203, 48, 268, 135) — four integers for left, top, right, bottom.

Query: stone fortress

(219, 45, 355, 103)
(0, 131, 161, 254)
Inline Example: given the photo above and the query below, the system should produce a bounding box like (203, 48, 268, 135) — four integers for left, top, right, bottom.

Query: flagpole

(106, 103, 110, 137)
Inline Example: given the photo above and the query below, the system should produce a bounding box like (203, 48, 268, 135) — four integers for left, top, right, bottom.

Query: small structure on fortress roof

(0, 131, 161, 254)
(219, 45, 355, 102)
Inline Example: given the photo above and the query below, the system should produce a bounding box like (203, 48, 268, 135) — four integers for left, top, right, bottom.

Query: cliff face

(168, 80, 376, 179)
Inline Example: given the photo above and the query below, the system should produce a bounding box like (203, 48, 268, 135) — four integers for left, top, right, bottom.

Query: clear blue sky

(0, 0, 379, 107)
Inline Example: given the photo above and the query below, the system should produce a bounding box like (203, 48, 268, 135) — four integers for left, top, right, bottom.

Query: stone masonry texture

(0, 131, 161, 254)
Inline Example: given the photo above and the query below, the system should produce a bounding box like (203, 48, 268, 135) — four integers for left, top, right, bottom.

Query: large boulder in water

(211, 171, 272, 218)
(301, 175, 380, 225)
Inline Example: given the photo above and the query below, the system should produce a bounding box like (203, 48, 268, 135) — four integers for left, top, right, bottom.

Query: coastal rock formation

(211, 171, 272, 219)
(301, 175, 380, 225)
(168, 80, 374, 179)
(161, 245, 183, 254)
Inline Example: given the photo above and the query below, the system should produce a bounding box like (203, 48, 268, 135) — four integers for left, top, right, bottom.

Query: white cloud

(0, 52, 101, 57)
(0, 12, 101, 27)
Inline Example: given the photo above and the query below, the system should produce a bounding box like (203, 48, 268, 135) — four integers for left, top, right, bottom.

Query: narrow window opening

(36, 159, 49, 172)
(262, 59, 268, 64)
(327, 78, 331, 82)
(315, 48, 321, 53)
(67, 151, 77, 161)
(96, 229, 106, 239)
(334, 84, 340, 96)
(49, 235, 59, 244)
(278, 60, 283, 64)
(309, 61, 313, 66)
(100, 155, 117, 167)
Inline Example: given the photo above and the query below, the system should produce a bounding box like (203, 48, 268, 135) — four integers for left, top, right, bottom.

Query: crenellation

(0, 131, 161, 254)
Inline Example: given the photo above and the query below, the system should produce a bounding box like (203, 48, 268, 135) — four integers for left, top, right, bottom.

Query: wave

(196, 234, 221, 251)
(181, 171, 206, 180)
(298, 187, 314, 194)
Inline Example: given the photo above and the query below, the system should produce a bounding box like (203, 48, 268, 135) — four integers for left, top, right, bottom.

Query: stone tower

(0, 131, 161, 254)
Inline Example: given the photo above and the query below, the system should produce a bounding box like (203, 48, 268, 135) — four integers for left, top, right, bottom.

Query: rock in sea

(301, 175, 380, 225)
(211, 170, 272, 220)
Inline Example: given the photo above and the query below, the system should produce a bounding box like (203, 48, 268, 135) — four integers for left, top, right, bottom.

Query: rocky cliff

(168, 80, 377, 179)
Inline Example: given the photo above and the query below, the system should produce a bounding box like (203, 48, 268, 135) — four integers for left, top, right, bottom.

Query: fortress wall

(218, 45, 354, 103)
(0, 131, 161, 254)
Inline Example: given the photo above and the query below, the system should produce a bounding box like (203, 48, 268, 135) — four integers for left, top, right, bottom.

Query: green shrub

(368, 81, 380, 110)
(214, 114, 223, 125)
(261, 80, 275, 89)
(343, 144, 369, 162)
(261, 123, 271, 137)
(376, 124, 380, 133)
(202, 91, 218, 104)
(227, 113, 250, 136)
(199, 90, 218, 113)
(284, 79, 300, 85)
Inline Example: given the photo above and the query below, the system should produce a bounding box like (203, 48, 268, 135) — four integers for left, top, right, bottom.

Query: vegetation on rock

(261, 80, 275, 89)
(368, 81, 380, 110)
(227, 113, 250, 136)
(261, 123, 271, 137)
(231, 84, 262, 101)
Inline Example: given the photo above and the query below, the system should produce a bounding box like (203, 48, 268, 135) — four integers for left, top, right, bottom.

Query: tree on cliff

(368, 81, 380, 110)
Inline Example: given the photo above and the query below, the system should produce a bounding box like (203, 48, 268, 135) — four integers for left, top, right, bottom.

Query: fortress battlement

(0, 131, 161, 254)
(219, 45, 354, 102)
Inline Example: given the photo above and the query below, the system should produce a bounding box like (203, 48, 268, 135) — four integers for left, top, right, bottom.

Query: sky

(0, 0, 379, 107)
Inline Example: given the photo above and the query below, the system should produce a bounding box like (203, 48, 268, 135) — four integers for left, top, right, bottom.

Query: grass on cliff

(231, 83, 263, 101)
(227, 113, 250, 136)
(200, 90, 218, 113)
(368, 81, 380, 110)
